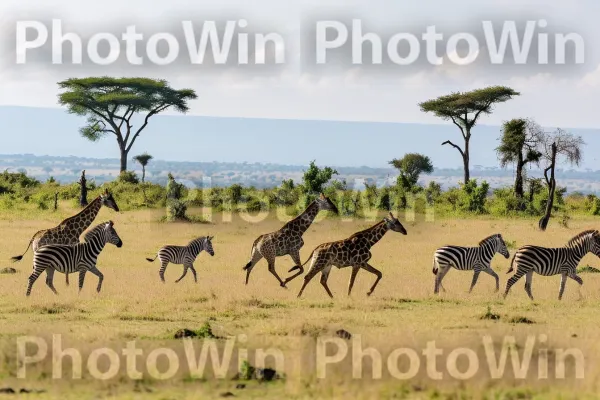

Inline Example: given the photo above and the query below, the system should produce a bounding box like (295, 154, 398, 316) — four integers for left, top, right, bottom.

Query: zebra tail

(289, 249, 316, 273)
(432, 256, 438, 275)
(146, 255, 158, 262)
(10, 229, 45, 262)
(506, 253, 517, 274)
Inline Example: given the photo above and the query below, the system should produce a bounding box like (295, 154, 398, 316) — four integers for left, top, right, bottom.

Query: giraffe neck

(287, 200, 320, 235)
(61, 196, 103, 235)
(359, 220, 389, 248)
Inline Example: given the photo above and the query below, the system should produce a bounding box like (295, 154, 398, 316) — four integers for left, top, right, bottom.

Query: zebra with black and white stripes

(26, 221, 123, 296)
(146, 236, 215, 283)
(503, 229, 600, 301)
(432, 233, 510, 294)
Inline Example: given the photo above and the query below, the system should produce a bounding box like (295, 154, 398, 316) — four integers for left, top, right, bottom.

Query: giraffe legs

(244, 251, 263, 285)
(283, 251, 304, 285)
(297, 256, 324, 298)
(45, 268, 58, 295)
(266, 257, 287, 288)
(362, 263, 383, 297)
(347, 266, 360, 296)
(319, 267, 334, 298)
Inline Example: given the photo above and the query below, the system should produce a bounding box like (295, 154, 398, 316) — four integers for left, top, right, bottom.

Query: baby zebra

(504, 229, 600, 301)
(146, 236, 215, 283)
(432, 234, 510, 294)
(26, 221, 123, 296)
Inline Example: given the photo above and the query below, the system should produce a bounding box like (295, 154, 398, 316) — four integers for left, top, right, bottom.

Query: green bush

(117, 171, 140, 184)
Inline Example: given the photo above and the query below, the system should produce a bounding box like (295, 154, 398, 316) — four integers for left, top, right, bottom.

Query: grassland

(1, 205, 600, 399)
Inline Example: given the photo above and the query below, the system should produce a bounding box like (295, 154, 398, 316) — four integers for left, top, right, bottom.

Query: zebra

(503, 229, 600, 301)
(26, 221, 123, 296)
(146, 236, 215, 283)
(432, 233, 510, 294)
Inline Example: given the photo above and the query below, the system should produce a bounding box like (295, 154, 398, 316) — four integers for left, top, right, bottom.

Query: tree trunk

(78, 170, 88, 207)
(539, 143, 557, 231)
(463, 135, 470, 184)
(120, 148, 128, 172)
(142, 166, 146, 183)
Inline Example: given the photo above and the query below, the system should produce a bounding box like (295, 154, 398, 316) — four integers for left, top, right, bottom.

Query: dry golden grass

(1, 207, 600, 399)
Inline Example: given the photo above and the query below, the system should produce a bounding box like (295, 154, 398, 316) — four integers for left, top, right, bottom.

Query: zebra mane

(187, 236, 206, 246)
(83, 221, 110, 242)
(567, 230, 599, 247)
(478, 234, 500, 247)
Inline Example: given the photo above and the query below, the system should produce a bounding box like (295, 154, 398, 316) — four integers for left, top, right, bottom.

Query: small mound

(0, 267, 17, 274)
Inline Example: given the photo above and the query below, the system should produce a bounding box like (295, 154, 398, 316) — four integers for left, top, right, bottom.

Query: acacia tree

(389, 153, 434, 188)
(58, 77, 197, 172)
(420, 86, 520, 184)
(496, 119, 542, 206)
(536, 128, 584, 231)
(133, 152, 153, 183)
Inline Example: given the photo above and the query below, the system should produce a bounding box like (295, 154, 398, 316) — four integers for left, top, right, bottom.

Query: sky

(0, 1, 598, 167)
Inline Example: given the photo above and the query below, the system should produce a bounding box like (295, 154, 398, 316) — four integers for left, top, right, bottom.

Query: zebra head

(384, 212, 407, 235)
(104, 221, 123, 248)
(100, 189, 120, 212)
(316, 193, 339, 214)
(495, 234, 510, 259)
(204, 236, 215, 256)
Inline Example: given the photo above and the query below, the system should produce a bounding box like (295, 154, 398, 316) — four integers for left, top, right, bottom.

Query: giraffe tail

(506, 253, 517, 274)
(10, 229, 46, 262)
(146, 255, 158, 262)
(243, 236, 262, 270)
(289, 249, 315, 273)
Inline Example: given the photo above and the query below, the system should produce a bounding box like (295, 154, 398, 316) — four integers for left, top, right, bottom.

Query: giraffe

(294, 212, 407, 298)
(11, 189, 120, 285)
(243, 193, 339, 287)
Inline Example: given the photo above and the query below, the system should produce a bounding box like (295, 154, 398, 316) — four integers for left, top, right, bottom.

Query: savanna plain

(1, 205, 600, 399)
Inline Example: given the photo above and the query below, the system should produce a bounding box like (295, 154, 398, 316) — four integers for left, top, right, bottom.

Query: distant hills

(2, 153, 600, 194)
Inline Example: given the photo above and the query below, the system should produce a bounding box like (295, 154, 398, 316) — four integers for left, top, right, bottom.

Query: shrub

(117, 171, 139, 184)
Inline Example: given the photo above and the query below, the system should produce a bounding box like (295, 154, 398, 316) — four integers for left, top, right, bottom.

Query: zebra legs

(503, 266, 527, 299)
(469, 267, 500, 293)
(159, 262, 169, 283)
(568, 272, 584, 300)
(88, 266, 104, 293)
(524, 271, 534, 300)
(26, 269, 43, 296)
(45, 269, 58, 295)
(434, 267, 450, 294)
(175, 264, 197, 283)
(468, 271, 481, 293)
(558, 272, 568, 300)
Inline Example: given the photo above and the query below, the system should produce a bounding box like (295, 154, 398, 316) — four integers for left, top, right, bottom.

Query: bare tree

(535, 128, 584, 231)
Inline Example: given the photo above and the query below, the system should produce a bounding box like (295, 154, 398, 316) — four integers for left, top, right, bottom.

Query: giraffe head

(384, 212, 407, 235)
(204, 236, 215, 256)
(316, 193, 339, 214)
(100, 189, 120, 212)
